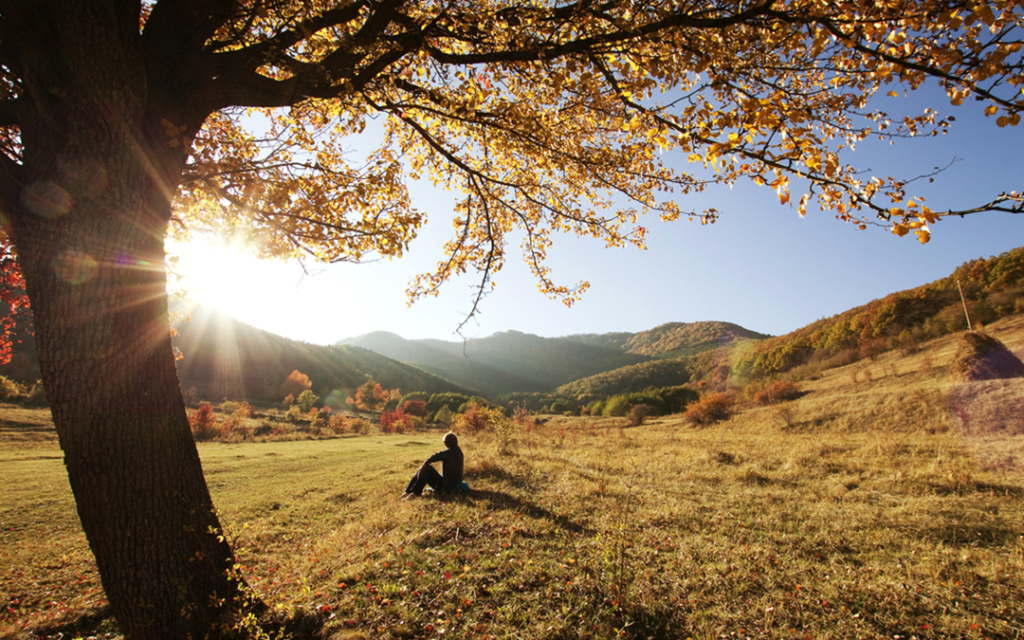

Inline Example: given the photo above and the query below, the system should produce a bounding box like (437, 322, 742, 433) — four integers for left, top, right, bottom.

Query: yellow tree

(0, 0, 1020, 637)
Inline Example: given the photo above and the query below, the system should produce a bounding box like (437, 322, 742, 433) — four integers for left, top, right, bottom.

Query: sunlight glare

(166, 238, 291, 322)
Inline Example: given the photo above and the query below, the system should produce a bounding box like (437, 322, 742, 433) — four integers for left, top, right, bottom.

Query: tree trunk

(15, 213, 245, 638)
(6, 3, 246, 637)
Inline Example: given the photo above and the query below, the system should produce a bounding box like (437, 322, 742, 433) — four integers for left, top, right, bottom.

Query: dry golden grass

(1, 316, 1023, 639)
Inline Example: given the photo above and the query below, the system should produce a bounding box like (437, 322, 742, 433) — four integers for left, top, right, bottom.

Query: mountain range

(2, 247, 1021, 405)
(336, 321, 768, 397)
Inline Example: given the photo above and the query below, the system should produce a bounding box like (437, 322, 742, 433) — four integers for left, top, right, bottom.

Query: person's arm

(421, 449, 448, 471)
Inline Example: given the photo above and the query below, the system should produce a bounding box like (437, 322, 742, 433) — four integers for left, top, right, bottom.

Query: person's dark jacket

(424, 445, 464, 489)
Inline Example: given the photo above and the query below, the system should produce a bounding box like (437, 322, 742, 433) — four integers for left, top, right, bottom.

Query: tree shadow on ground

(31, 606, 116, 640)
(32, 604, 335, 640)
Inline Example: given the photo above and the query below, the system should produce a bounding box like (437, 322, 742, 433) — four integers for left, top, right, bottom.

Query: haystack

(948, 332, 1024, 382)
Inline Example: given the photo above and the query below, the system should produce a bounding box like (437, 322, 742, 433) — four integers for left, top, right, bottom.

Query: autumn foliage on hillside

(736, 248, 1024, 379)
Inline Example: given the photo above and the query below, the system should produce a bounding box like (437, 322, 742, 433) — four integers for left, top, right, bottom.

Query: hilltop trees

(0, 0, 1021, 637)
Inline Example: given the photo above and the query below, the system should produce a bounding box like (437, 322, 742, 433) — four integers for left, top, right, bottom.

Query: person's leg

(416, 465, 444, 494)
(406, 465, 443, 495)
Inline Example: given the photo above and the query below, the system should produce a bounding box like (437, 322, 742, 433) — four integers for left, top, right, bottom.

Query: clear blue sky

(176, 84, 1023, 345)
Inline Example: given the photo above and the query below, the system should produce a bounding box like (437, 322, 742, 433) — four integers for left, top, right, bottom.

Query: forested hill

(340, 321, 771, 396)
(563, 321, 769, 358)
(729, 247, 1024, 379)
(171, 307, 472, 403)
(624, 321, 770, 358)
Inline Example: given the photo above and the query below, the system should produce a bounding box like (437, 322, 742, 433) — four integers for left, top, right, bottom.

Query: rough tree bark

(5, 3, 243, 637)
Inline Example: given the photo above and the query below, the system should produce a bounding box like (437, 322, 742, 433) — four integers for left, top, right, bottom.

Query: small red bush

(379, 408, 412, 434)
(189, 403, 219, 441)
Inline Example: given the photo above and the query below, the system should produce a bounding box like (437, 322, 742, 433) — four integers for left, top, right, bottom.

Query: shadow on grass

(30, 606, 116, 640)
(32, 605, 336, 640)
(456, 488, 591, 534)
(0, 417, 58, 444)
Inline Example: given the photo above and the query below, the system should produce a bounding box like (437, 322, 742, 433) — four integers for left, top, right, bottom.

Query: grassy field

(2, 320, 1023, 640)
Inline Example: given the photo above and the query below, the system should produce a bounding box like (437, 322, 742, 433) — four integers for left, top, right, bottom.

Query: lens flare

(53, 249, 97, 285)
(20, 181, 72, 219)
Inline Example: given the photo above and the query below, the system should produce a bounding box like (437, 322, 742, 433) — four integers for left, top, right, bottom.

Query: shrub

(379, 408, 413, 433)
(400, 399, 428, 417)
(296, 389, 319, 413)
(683, 393, 733, 426)
(454, 402, 511, 434)
(326, 414, 349, 434)
(426, 392, 470, 415)
(434, 405, 454, 426)
(234, 401, 253, 420)
(285, 405, 302, 423)
(408, 415, 427, 431)
(626, 404, 653, 427)
(349, 417, 371, 435)
(0, 375, 20, 401)
(189, 404, 220, 441)
(353, 380, 389, 412)
(602, 395, 631, 417)
(220, 418, 253, 441)
(548, 397, 576, 415)
(280, 369, 312, 399)
(454, 402, 516, 452)
(513, 405, 535, 429)
(657, 386, 700, 414)
(25, 380, 47, 407)
(753, 380, 801, 406)
(311, 406, 331, 433)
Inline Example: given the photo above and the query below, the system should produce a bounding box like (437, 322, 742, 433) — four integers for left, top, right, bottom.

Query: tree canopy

(0, 0, 1021, 636)
(24, 3, 1015, 281)
(2, 0, 1022, 333)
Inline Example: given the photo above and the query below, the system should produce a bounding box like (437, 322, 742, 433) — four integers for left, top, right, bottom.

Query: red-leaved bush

(400, 399, 428, 417)
(379, 408, 412, 434)
(189, 403, 219, 441)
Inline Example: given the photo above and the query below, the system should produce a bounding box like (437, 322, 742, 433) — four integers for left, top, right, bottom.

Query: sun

(165, 237, 283, 321)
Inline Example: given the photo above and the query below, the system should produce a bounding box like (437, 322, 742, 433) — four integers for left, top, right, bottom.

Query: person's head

(443, 431, 458, 448)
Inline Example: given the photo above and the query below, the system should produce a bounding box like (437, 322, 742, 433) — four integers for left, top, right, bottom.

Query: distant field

(2, 321, 1023, 639)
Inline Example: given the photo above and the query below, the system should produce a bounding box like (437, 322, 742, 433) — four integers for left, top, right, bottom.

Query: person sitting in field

(404, 431, 466, 498)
